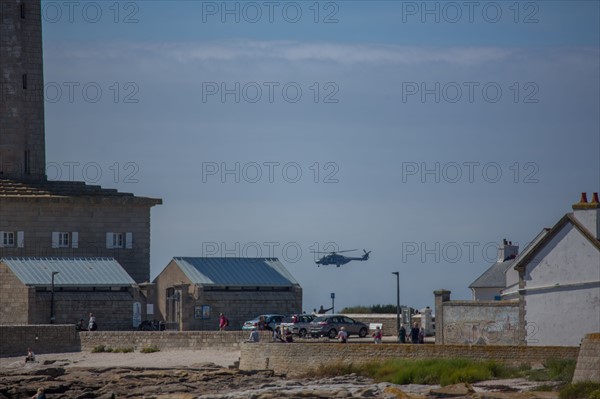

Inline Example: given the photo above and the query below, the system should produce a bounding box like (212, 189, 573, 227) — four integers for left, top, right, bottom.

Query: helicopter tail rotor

(362, 249, 371, 260)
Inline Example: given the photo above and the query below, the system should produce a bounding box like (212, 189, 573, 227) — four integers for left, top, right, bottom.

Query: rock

(429, 383, 476, 398)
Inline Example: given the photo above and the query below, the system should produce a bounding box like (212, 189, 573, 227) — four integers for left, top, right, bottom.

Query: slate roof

(171, 257, 299, 287)
(0, 179, 161, 206)
(469, 259, 515, 288)
(0, 257, 136, 287)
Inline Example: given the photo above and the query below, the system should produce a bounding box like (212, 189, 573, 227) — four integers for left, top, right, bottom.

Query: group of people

(75, 313, 98, 332)
(398, 322, 425, 344)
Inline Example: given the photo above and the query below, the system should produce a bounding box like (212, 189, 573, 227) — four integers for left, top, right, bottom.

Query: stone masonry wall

(240, 342, 580, 377)
(78, 331, 272, 351)
(0, 325, 80, 357)
(0, 201, 152, 283)
(573, 333, 600, 383)
(0, 263, 30, 324)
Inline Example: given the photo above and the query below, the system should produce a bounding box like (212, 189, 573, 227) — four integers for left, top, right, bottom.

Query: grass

(91, 345, 134, 353)
(140, 345, 160, 353)
(559, 382, 600, 399)
(305, 357, 578, 387)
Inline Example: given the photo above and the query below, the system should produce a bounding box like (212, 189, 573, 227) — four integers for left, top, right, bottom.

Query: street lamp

(392, 272, 400, 336)
(50, 271, 59, 324)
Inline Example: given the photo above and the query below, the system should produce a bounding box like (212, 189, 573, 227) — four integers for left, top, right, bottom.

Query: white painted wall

(472, 287, 501, 301)
(523, 223, 600, 346)
(573, 208, 600, 240)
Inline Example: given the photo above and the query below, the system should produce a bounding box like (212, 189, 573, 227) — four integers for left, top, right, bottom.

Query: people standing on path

(88, 313, 97, 331)
(398, 324, 406, 343)
(318, 305, 333, 314)
(219, 313, 229, 331)
(410, 322, 420, 344)
(372, 326, 382, 344)
(31, 387, 46, 399)
(418, 327, 425, 344)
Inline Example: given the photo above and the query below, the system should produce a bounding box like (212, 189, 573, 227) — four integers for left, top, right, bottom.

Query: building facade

(0, 257, 148, 330)
(154, 257, 303, 331)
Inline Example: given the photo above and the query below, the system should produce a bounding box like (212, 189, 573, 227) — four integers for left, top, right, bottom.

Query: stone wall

(0, 263, 31, 324)
(434, 290, 520, 345)
(573, 333, 600, 383)
(0, 201, 154, 283)
(239, 342, 580, 377)
(343, 314, 400, 337)
(0, 325, 80, 357)
(79, 331, 272, 351)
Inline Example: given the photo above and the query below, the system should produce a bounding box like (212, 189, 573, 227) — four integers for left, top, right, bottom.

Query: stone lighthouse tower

(0, 0, 46, 180)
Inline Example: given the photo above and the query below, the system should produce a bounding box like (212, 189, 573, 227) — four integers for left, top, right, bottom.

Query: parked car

(242, 314, 285, 331)
(308, 315, 369, 339)
(277, 314, 316, 337)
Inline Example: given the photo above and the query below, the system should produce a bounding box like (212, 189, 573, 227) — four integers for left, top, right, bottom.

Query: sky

(40, 0, 600, 313)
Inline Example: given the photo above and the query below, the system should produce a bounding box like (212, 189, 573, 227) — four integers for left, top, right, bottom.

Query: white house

(502, 192, 600, 346)
(469, 239, 518, 301)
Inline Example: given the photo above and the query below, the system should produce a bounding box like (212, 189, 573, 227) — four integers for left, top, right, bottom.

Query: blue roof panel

(173, 257, 298, 287)
(1, 257, 135, 287)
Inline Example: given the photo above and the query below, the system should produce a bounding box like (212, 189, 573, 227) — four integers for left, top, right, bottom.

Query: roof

(469, 259, 515, 288)
(171, 257, 299, 287)
(0, 179, 161, 206)
(0, 257, 136, 287)
(513, 213, 600, 271)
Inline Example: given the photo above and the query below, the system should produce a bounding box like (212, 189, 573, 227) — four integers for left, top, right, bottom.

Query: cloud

(47, 40, 516, 67)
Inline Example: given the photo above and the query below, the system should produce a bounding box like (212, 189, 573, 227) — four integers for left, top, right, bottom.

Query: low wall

(573, 333, 600, 383)
(240, 342, 579, 377)
(0, 325, 80, 357)
(79, 331, 272, 351)
(344, 314, 400, 337)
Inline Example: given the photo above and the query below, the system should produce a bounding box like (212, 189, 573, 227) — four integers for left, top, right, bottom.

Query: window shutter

(17, 231, 25, 248)
(125, 232, 133, 249)
(71, 232, 79, 248)
(0, 231, 4, 248)
(106, 232, 113, 249)
(52, 232, 59, 248)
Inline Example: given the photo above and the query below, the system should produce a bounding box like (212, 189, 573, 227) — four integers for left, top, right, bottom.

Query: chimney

(572, 192, 600, 239)
(498, 239, 519, 262)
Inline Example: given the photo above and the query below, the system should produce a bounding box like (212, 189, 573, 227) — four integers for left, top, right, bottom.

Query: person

(284, 328, 293, 343)
(410, 322, 420, 344)
(25, 348, 35, 363)
(75, 319, 86, 331)
(88, 313, 97, 331)
(31, 387, 46, 399)
(398, 324, 406, 343)
(318, 305, 333, 314)
(246, 327, 260, 342)
(372, 326, 382, 344)
(257, 316, 267, 331)
(336, 326, 348, 343)
(219, 313, 229, 331)
(272, 326, 284, 342)
(418, 327, 425, 344)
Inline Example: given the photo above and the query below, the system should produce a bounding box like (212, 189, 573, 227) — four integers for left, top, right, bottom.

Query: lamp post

(50, 271, 59, 324)
(392, 272, 400, 336)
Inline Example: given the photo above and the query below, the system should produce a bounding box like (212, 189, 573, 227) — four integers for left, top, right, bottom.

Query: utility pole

(50, 271, 59, 324)
(392, 272, 400, 336)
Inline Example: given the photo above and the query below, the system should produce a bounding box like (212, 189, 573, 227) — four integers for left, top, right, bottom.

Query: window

(2, 232, 15, 247)
(106, 232, 133, 249)
(58, 232, 70, 247)
(52, 231, 78, 248)
(22, 74, 27, 90)
(20, 3, 26, 18)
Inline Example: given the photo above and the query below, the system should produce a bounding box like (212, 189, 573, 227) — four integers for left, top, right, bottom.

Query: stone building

(153, 257, 303, 331)
(435, 192, 600, 346)
(0, 257, 148, 329)
(0, 0, 162, 284)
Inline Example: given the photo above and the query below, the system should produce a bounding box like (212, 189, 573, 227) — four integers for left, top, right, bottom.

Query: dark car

(277, 314, 316, 337)
(309, 314, 369, 339)
(242, 314, 285, 331)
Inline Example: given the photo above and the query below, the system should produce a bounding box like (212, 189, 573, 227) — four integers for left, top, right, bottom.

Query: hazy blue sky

(41, 0, 599, 312)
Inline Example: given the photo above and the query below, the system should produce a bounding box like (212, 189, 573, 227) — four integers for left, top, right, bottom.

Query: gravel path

(0, 349, 241, 370)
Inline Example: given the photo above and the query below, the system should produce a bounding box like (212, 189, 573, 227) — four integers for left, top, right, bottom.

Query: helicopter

(312, 249, 371, 267)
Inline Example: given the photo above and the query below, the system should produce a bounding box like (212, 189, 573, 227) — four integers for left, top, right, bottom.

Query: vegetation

(340, 304, 398, 314)
(305, 357, 578, 387)
(140, 345, 160, 353)
(559, 382, 600, 399)
(91, 345, 134, 353)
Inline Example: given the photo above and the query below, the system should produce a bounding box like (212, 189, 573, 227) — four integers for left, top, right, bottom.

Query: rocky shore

(0, 352, 560, 399)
